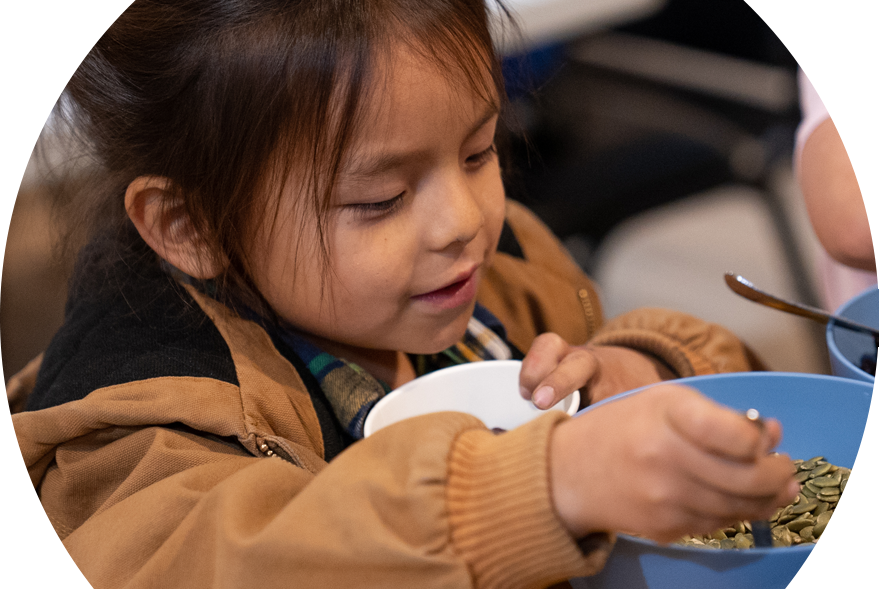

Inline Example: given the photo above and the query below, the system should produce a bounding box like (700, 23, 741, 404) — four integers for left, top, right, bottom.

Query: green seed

(811, 476, 840, 488)
(794, 470, 812, 483)
(789, 500, 819, 515)
(839, 479, 858, 497)
(772, 527, 793, 547)
(787, 518, 815, 533)
(812, 520, 838, 538)
(805, 480, 822, 494)
(810, 463, 833, 478)
(711, 529, 728, 541)
(815, 512, 836, 524)
(777, 513, 797, 525)
(674, 457, 849, 550)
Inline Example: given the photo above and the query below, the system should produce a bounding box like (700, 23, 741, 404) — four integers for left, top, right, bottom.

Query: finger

(662, 386, 769, 462)
(530, 348, 598, 409)
(613, 484, 748, 544)
(669, 430, 800, 501)
(744, 412, 784, 457)
(677, 469, 795, 522)
(604, 458, 793, 545)
(519, 333, 570, 399)
(760, 418, 783, 454)
(621, 508, 735, 545)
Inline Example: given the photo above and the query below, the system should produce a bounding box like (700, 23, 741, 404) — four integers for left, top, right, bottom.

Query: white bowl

(363, 360, 580, 437)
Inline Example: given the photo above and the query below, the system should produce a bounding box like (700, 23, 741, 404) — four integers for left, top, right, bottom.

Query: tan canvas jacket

(9, 201, 756, 589)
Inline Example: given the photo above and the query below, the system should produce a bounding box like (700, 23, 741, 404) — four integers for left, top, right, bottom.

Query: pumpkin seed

(810, 463, 833, 477)
(674, 456, 848, 550)
(812, 520, 839, 538)
(790, 500, 819, 515)
(839, 479, 858, 497)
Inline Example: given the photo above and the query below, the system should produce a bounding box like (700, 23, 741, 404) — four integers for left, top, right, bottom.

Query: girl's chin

(405, 321, 472, 355)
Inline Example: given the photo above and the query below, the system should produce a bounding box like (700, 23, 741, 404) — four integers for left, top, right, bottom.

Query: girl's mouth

(412, 269, 478, 310)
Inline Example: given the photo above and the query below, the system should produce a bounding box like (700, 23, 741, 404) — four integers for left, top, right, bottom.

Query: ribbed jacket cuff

(589, 328, 713, 377)
(446, 412, 612, 588)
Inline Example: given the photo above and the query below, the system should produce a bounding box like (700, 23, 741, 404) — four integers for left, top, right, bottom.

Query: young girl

(11, 1, 799, 587)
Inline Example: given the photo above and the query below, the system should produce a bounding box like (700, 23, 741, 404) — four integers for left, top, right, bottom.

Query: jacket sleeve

(13, 402, 607, 589)
(589, 308, 757, 376)
(480, 200, 759, 376)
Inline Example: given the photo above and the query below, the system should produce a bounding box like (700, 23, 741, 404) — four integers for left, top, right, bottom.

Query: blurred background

(2, 0, 862, 383)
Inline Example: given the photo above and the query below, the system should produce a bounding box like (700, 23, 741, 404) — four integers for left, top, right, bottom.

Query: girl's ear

(125, 176, 226, 279)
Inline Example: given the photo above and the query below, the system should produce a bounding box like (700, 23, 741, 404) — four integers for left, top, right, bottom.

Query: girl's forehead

(355, 45, 498, 138)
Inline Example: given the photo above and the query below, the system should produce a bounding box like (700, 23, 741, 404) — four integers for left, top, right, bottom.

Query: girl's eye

(349, 192, 405, 220)
(465, 143, 497, 168)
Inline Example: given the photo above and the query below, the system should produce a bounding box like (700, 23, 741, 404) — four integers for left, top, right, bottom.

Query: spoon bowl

(724, 273, 879, 346)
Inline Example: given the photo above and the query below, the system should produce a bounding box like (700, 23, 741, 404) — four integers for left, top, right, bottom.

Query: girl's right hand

(549, 384, 800, 543)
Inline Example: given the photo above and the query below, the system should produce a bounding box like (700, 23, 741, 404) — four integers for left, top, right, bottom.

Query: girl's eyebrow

(346, 104, 500, 179)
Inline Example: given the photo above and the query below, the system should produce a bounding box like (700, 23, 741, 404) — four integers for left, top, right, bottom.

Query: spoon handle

(743, 409, 773, 548)
(724, 273, 879, 345)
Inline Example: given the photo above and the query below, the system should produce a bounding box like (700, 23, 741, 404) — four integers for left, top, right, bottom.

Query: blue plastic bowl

(570, 372, 873, 589)
(827, 286, 879, 383)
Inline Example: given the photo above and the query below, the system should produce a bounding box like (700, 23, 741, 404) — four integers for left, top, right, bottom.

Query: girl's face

(249, 47, 506, 356)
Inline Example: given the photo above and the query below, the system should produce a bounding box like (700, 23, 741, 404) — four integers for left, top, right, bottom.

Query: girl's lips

(412, 269, 478, 310)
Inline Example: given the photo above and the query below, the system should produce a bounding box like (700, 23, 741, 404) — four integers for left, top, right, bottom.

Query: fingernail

(787, 479, 801, 498)
(533, 386, 555, 409)
(519, 386, 531, 399)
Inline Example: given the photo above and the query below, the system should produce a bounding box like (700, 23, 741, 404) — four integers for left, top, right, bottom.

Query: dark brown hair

(56, 0, 512, 315)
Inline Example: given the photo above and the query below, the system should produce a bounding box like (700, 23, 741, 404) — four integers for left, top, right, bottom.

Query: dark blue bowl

(827, 287, 879, 383)
(570, 372, 873, 589)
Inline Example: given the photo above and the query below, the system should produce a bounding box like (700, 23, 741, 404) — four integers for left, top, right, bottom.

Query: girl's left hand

(519, 333, 675, 409)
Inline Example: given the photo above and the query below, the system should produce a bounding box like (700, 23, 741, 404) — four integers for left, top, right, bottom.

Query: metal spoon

(743, 408, 773, 548)
(724, 273, 879, 347)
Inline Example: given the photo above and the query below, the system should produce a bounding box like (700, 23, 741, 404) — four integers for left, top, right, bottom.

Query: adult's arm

(796, 0, 879, 271)
(799, 117, 874, 271)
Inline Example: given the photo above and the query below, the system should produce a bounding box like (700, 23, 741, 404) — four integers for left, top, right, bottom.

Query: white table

(0, 0, 666, 193)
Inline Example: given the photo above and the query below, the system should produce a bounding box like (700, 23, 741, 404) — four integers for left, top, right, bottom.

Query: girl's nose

(425, 172, 485, 251)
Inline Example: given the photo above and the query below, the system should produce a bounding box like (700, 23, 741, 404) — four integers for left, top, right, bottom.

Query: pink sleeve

(797, 0, 879, 154)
